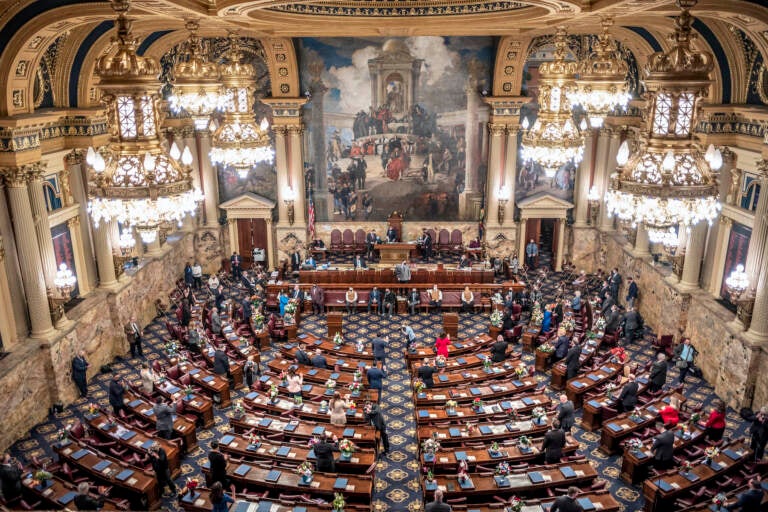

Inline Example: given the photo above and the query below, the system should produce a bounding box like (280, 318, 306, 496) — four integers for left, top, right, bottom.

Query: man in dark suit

(290, 285, 304, 313)
(554, 330, 570, 361)
(422, 230, 433, 261)
(364, 401, 390, 455)
(290, 250, 302, 272)
(0, 452, 23, 503)
(600, 293, 616, 316)
(368, 287, 382, 315)
(71, 350, 90, 398)
(295, 344, 312, 365)
(458, 254, 471, 268)
(214, 285, 226, 311)
(565, 341, 581, 381)
(550, 486, 584, 512)
(725, 477, 764, 511)
(610, 268, 622, 302)
(490, 335, 508, 363)
(617, 374, 639, 413)
(124, 316, 143, 358)
(605, 305, 623, 334)
(382, 288, 396, 318)
(354, 254, 367, 269)
(210, 307, 222, 335)
(366, 361, 385, 395)
(241, 299, 252, 324)
(366, 230, 378, 260)
(425, 489, 452, 512)
(598, 280, 610, 304)
(311, 349, 328, 369)
(208, 441, 229, 488)
(149, 444, 176, 497)
(542, 419, 567, 464)
(310, 284, 325, 316)
(372, 334, 387, 366)
(74, 482, 107, 510)
(652, 423, 675, 470)
(626, 276, 639, 309)
(556, 394, 575, 432)
(407, 288, 420, 315)
(314, 432, 339, 472)
(108, 375, 127, 416)
(230, 252, 242, 280)
(386, 226, 397, 243)
(213, 345, 231, 380)
(417, 358, 436, 388)
(623, 306, 643, 343)
(154, 397, 175, 439)
(649, 353, 668, 392)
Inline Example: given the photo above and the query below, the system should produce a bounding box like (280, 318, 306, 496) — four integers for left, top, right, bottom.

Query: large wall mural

(298, 37, 495, 222)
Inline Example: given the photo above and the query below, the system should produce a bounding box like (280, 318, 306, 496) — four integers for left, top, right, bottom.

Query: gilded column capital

(65, 149, 84, 166)
(1, 163, 44, 187)
(67, 216, 81, 230)
(487, 123, 507, 137)
(180, 125, 196, 139)
(719, 215, 733, 227)
(273, 126, 289, 137)
(286, 124, 304, 137)
(721, 146, 736, 165)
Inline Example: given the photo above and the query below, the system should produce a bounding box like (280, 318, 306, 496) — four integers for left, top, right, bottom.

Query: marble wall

(0, 233, 194, 452)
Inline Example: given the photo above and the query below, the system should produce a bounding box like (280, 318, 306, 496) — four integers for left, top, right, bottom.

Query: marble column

(65, 151, 98, 287)
(600, 130, 622, 231)
(0, 237, 18, 348)
(744, 161, 768, 286)
(308, 79, 329, 216)
(745, 233, 768, 342)
(27, 168, 58, 290)
(288, 125, 307, 229)
(274, 126, 291, 227)
(3, 165, 56, 338)
(0, 181, 29, 339)
(182, 126, 202, 193)
(555, 218, 566, 271)
(485, 123, 506, 230)
(634, 224, 651, 257)
(505, 127, 519, 207)
(144, 233, 162, 257)
(67, 216, 91, 295)
(198, 130, 220, 228)
(701, 148, 737, 291)
(92, 219, 118, 289)
(678, 222, 707, 291)
(265, 218, 276, 269)
(459, 85, 481, 219)
(518, 218, 527, 261)
(227, 219, 238, 256)
(573, 131, 595, 228)
(709, 216, 732, 297)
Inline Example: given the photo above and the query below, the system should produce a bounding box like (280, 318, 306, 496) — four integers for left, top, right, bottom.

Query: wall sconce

(284, 186, 296, 226)
(587, 185, 601, 225)
(48, 263, 77, 325)
(497, 185, 510, 226)
(725, 264, 754, 328)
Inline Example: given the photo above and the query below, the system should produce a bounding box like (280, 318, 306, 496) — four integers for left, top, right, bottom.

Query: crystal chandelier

(605, 0, 721, 239)
(210, 36, 274, 178)
(168, 20, 223, 130)
(521, 26, 584, 178)
(85, 0, 202, 245)
(570, 18, 631, 128)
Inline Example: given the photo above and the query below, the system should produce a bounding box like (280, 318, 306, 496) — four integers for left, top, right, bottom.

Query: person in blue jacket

(541, 304, 553, 333)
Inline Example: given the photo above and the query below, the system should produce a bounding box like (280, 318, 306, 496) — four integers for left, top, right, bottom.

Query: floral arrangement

(294, 395, 303, 406)
(333, 332, 343, 346)
(467, 423, 478, 434)
(424, 467, 434, 482)
(490, 310, 503, 327)
(626, 438, 644, 452)
(530, 302, 543, 326)
(473, 397, 484, 410)
(56, 426, 70, 442)
(332, 493, 346, 511)
(594, 315, 606, 332)
(690, 412, 701, 424)
(33, 470, 52, 483)
(326, 378, 337, 390)
(680, 460, 693, 473)
(436, 355, 446, 367)
(184, 385, 195, 397)
(186, 477, 199, 491)
(457, 460, 470, 482)
(348, 381, 362, 394)
(605, 382, 616, 399)
(279, 370, 287, 385)
(233, 401, 245, 416)
(490, 441, 500, 453)
(445, 400, 458, 410)
(414, 380, 426, 394)
(515, 365, 529, 378)
(508, 496, 524, 512)
(296, 461, 313, 480)
(87, 403, 98, 416)
(491, 292, 504, 305)
(269, 384, 279, 401)
(495, 461, 511, 475)
(247, 433, 260, 446)
(348, 401, 357, 412)
(164, 340, 179, 356)
(531, 407, 547, 424)
(484, 356, 492, 370)
(308, 436, 320, 448)
(319, 400, 328, 411)
(284, 301, 297, 315)
(518, 435, 531, 448)
(338, 438, 355, 455)
(353, 369, 362, 382)
(356, 340, 365, 352)
(422, 438, 441, 455)
(713, 493, 727, 507)
(705, 446, 720, 461)
(252, 312, 265, 327)
(537, 343, 555, 354)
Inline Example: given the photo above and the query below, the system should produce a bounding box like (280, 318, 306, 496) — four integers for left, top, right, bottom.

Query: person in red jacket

(435, 332, 451, 358)
(701, 401, 727, 441)
(658, 396, 680, 428)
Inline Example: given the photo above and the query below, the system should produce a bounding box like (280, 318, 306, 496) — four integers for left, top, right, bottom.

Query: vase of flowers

(232, 401, 245, 418)
(269, 384, 279, 403)
(333, 332, 343, 347)
(332, 492, 346, 512)
(680, 460, 693, 474)
(530, 302, 543, 326)
(712, 493, 727, 510)
(531, 407, 547, 425)
(338, 438, 355, 459)
(355, 340, 364, 352)
(296, 461, 313, 484)
(495, 461, 511, 475)
(626, 438, 644, 454)
(560, 315, 574, 332)
(515, 365, 529, 379)
(353, 369, 362, 381)
(33, 470, 53, 489)
(184, 385, 194, 399)
(279, 370, 288, 386)
(704, 446, 719, 465)
(252, 312, 264, 331)
(436, 355, 446, 368)
(414, 380, 426, 394)
(593, 315, 606, 332)
(445, 400, 457, 414)
(422, 438, 440, 461)
(508, 496, 524, 512)
(538, 344, 554, 354)
(294, 395, 303, 407)
(605, 382, 616, 400)
(247, 433, 260, 449)
(518, 435, 531, 452)
(326, 378, 337, 390)
(472, 398, 484, 413)
(483, 357, 492, 372)
(319, 400, 329, 412)
(348, 381, 362, 394)
(186, 477, 199, 493)
(490, 310, 503, 328)
(425, 468, 434, 482)
(86, 403, 98, 417)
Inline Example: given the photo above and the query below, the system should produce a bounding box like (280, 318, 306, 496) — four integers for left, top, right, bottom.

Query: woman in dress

(541, 304, 553, 333)
(278, 289, 290, 316)
(285, 367, 303, 399)
(329, 392, 347, 426)
(701, 401, 726, 441)
(435, 332, 450, 358)
(658, 396, 680, 428)
(139, 362, 155, 395)
(209, 482, 233, 512)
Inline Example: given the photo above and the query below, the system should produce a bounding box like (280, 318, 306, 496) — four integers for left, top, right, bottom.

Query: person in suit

(290, 250, 302, 272)
(604, 305, 623, 334)
(553, 300, 564, 326)
(366, 229, 378, 260)
(401, 322, 416, 347)
(458, 254, 471, 269)
(244, 355, 257, 388)
(610, 268, 622, 302)
(124, 316, 143, 358)
(383, 288, 397, 317)
(417, 358, 436, 388)
(0, 453, 23, 503)
(570, 291, 581, 312)
(184, 262, 194, 288)
(386, 226, 398, 243)
(311, 349, 328, 369)
(460, 286, 474, 312)
(208, 441, 230, 489)
(353, 254, 367, 269)
(407, 288, 420, 315)
(617, 374, 639, 413)
(364, 401, 390, 455)
(214, 284, 226, 311)
(542, 419, 567, 464)
(550, 486, 584, 512)
(295, 343, 312, 365)
(600, 292, 616, 316)
(746, 407, 768, 461)
(74, 482, 107, 511)
(372, 334, 387, 365)
(366, 361, 385, 395)
(725, 477, 765, 511)
(290, 284, 304, 313)
(490, 335, 508, 363)
(345, 287, 358, 315)
(148, 444, 176, 497)
(230, 252, 242, 280)
(648, 353, 668, 392)
(428, 285, 443, 314)
(651, 423, 675, 470)
(626, 277, 639, 308)
(623, 306, 643, 343)
(673, 337, 697, 384)
(314, 432, 339, 472)
(395, 260, 412, 285)
(71, 350, 90, 398)
(302, 255, 317, 269)
(368, 287, 382, 315)
(210, 307, 222, 335)
(556, 394, 575, 432)
(553, 328, 569, 361)
(213, 345, 231, 380)
(425, 489, 452, 512)
(525, 239, 538, 269)
(191, 261, 203, 290)
(154, 397, 174, 439)
(310, 284, 325, 315)
(422, 229, 433, 261)
(565, 341, 581, 381)
(108, 375, 127, 416)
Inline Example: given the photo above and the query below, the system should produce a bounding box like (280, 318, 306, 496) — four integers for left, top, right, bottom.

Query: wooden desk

(375, 242, 418, 264)
(599, 393, 685, 455)
(242, 389, 369, 424)
(409, 352, 520, 373)
(620, 424, 705, 484)
(642, 441, 751, 512)
(123, 391, 197, 451)
(229, 413, 378, 447)
(414, 377, 537, 407)
(417, 415, 552, 446)
(83, 411, 181, 478)
(214, 432, 375, 474)
(548, 342, 602, 390)
(178, 362, 232, 407)
(198, 350, 245, 391)
(565, 363, 623, 409)
(405, 333, 494, 362)
(297, 267, 495, 285)
(21, 474, 122, 511)
(179, 493, 341, 512)
(423, 461, 597, 501)
(268, 358, 368, 385)
(54, 441, 160, 510)
(155, 381, 215, 428)
(281, 334, 376, 362)
(414, 393, 551, 425)
(254, 374, 379, 403)
(521, 328, 541, 353)
(580, 378, 651, 432)
(415, 363, 528, 388)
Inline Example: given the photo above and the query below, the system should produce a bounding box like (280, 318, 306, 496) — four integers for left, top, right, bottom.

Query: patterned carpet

(7, 251, 755, 512)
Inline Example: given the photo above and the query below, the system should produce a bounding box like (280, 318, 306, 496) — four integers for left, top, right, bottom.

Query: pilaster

(573, 131, 595, 227)
(67, 216, 91, 295)
(27, 165, 58, 290)
(198, 130, 220, 228)
(678, 223, 707, 292)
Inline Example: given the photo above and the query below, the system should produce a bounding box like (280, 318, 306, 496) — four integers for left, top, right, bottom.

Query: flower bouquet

(472, 397, 484, 412)
(490, 310, 503, 328)
(467, 423, 478, 434)
(326, 378, 337, 390)
(414, 380, 426, 394)
(626, 438, 644, 453)
(356, 340, 365, 352)
(422, 438, 440, 461)
(233, 401, 245, 417)
(279, 370, 288, 386)
(33, 470, 53, 488)
(537, 343, 555, 354)
(348, 381, 362, 394)
(332, 492, 346, 512)
(184, 385, 195, 398)
(333, 332, 343, 347)
(507, 496, 524, 512)
(531, 407, 547, 425)
(518, 435, 531, 452)
(284, 301, 297, 316)
(87, 403, 98, 416)
(294, 395, 303, 406)
(457, 460, 470, 483)
(268, 384, 279, 402)
(604, 382, 616, 400)
(445, 400, 458, 413)
(490, 441, 500, 454)
(704, 446, 719, 465)
(712, 493, 727, 509)
(338, 438, 355, 458)
(425, 467, 435, 482)
(252, 312, 264, 329)
(680, 460, 693, 473)
(530, 302, 543, 326)
(164, 340, 179, 356)
(319, 400, 329, 412)
(690, 412, 701, 424)
(560, 315, 574, 332)
(483, 357, 492, 371)
(186, 477, 199, 492)
(353, 369, 362, 382)
(495, 461, 511, 475)
(515, 365, 529, 378)
(594, 315, 606, 332)
(308, 436, 320, 448)
(436, 355, 447, 367)
(246, 433, 260, 448)
(296, 461, 313, 483)
(56, 426, 70, 444)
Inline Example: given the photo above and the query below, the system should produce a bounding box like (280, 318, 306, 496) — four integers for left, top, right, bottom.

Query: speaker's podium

(327, 311, 344, 338)
(443, 312, 458, 339)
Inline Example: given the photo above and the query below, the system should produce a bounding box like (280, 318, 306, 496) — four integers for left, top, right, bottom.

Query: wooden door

(550, 219, 559, 270)
(525, 218, 541, 248)
(237, 218, 268, 266)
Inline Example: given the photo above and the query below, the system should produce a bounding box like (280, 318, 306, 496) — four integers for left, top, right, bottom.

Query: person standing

(208, 441, 229, 489)
(244, 355, 257, 388)
(366, 361, 386, 397)
(372, 334, 387, 366)
(610, 268, 622, 301)
(425, 489, 453, 512)
(124, 316, 143, 358)
(673, 338, 697, 384)
(556, 394, 575, 432)
(648, 353, 668, 392)
(623, 306, 643, 344)
(154, 397, 174, 440)
(553, 328, 569, 361)
(0, 452, 22, 503)
(191, 261, 203, 290)
(617, 374, 639, 413)
(310, 284, 325, 316)
(550, 487, 584, 512)
(329, 392, 347, 426)
(230, 252, 242, 280)
(139, 362, 156, 395)
(184, 262, 194, 288)
(422, 230, 433, 261)
(651, 424, 675, 470)
(395, 260, 412, 286)
(149, 444, 176, 497)
(108, 375, 127, 416)
(210, 307, 222, 335)
(286, 367, 303, 399)
(725, 477, 764, 511)
(366, 229, 378, 260)
(435, 332, 450, 358)
(564, 341, 581, 381)
(401, 322, 416, 347)
(700, 401, 726, 441)
(746, 407, 768, 461)
(364, 401, 390, 456)
(213, 344, 231, 381)
(626, 277, 638, 309)
(71, 350, 90, 398)
(407, 288, 421, 315)
(314, 432, 339, 472)
(490, 335, 508, 363)
(542, 419, 567, 464)
(417, 358, 436, 389)
(209, 482, 234, 512)
(525, 239, 538, 269)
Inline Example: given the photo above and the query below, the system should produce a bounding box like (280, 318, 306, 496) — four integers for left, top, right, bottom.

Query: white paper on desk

(195, 499, 205, 507)
(346, 485, 355, 492)
(434, 395, 446, 400)
(438, 433, 447, 439)
(439, 457, 449, 463)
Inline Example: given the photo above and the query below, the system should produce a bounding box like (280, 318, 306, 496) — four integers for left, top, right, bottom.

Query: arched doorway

(219, 193, 277, 268)
(516, 193, 574, 271)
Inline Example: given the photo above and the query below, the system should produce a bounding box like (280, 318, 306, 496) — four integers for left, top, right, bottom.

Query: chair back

(450, 229, 462, 245)
(438, 229, 450, 245)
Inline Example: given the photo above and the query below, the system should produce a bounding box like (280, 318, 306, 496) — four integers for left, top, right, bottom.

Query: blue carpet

(7, 252, 755, 512)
